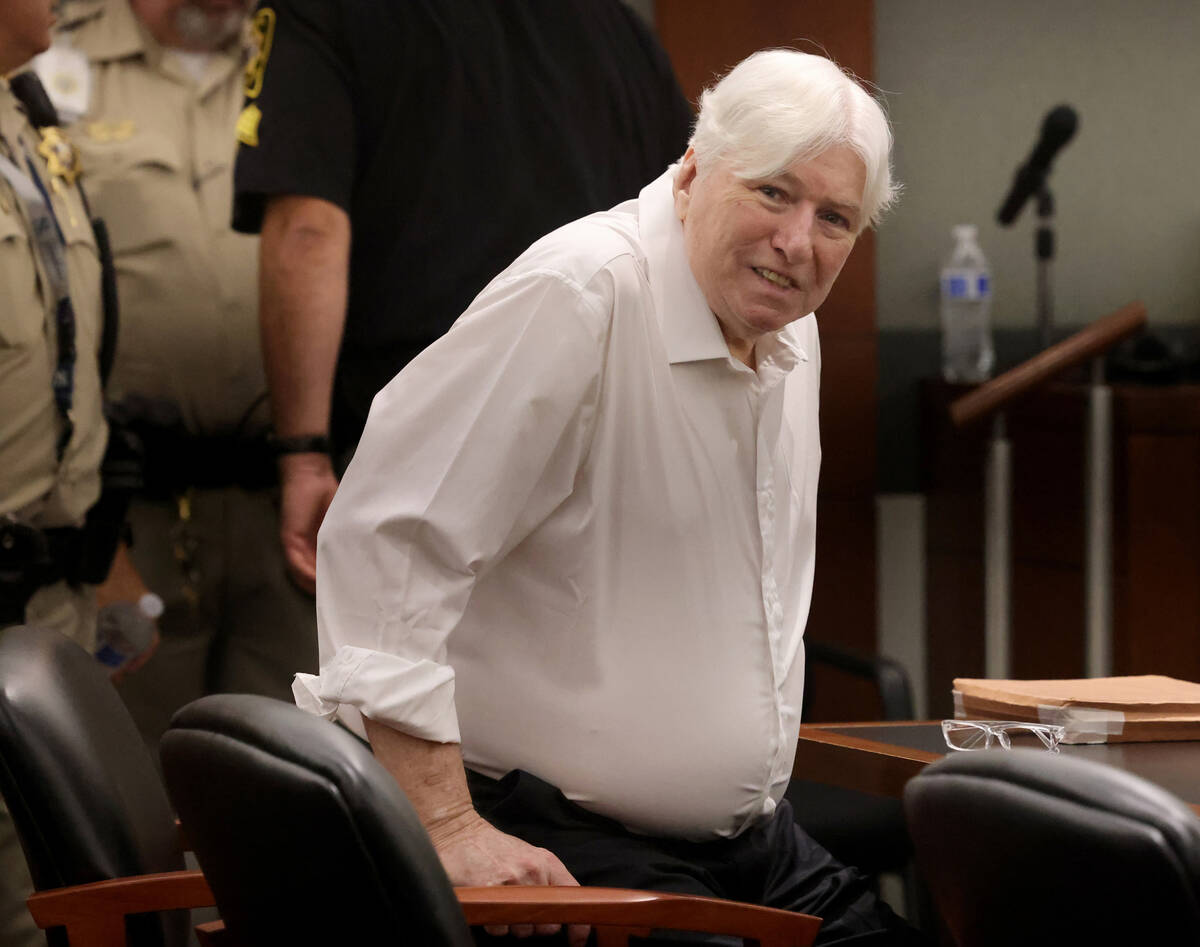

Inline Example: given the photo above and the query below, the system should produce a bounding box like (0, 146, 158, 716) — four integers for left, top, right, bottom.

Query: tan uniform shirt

(0, 79, 106, 645)
(46, 0, 265, 436)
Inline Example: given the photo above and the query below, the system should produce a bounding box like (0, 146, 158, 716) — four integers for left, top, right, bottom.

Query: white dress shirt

(295, 167, 822, 841)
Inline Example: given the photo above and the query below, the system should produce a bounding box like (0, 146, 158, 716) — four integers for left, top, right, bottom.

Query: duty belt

(138, 429, 277, 495)
(0, 516, 89, 626)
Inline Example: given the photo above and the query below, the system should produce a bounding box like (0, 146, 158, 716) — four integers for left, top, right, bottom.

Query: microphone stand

(982, 193, 1057, 681)
(1036, 186, 1055, 350)
(1026, 184, 1114, 678)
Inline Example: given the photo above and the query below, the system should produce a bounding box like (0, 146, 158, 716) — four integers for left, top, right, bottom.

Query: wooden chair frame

(27, 873, 821, 947)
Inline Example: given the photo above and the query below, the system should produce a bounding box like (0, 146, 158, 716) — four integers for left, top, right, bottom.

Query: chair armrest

(194, 919, 232, 946)
(179, 886, 820, 947)
(25, 869, 214, 947)
(456, 886, 822, 947)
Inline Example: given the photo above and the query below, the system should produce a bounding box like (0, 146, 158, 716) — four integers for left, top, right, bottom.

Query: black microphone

(996, 105, 1078, 226)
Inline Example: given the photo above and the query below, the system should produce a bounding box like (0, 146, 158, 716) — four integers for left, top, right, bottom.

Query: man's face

(169, 0, 252, 49)
(1, 0, 55, 72)
(673, 145, 866, 359)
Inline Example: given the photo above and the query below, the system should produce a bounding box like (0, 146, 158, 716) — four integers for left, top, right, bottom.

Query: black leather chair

(161, 693, 822, 947)
(904, 747, 1200, 946)
(0, 624, 212, 947)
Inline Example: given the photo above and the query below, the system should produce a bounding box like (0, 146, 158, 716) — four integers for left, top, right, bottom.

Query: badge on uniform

(36, 127, 83, 226)
(86, 119, 136, 143)
(36, 128, 82, 187)
(31, 45, 91, 125)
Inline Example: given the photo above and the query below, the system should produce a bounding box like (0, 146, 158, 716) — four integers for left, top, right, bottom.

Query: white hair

(688, 49, 899, 228)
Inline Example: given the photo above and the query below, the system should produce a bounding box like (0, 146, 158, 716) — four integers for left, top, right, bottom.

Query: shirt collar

(637, 166, 810, 370)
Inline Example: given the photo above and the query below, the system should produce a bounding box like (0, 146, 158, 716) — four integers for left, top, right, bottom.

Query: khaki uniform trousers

(116, 486, 318, 756)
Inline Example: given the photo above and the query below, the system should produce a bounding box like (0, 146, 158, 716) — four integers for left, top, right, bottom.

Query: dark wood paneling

(809, 496, 876, 652)
(805, 495, 878, 721)
(818, 332, 877, 498)
(821, 230, 876, 337)
(1010, 562, 1084, 680)
(656, 1, 874, 105)
(1120, 434, 1200, 678)
(924, 552, 984, 719)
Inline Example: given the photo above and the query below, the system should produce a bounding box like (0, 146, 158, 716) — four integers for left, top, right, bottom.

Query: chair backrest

(904, 748, 1200, 946)
(0, 624, 188, 947)
(160, 693, 474, 946)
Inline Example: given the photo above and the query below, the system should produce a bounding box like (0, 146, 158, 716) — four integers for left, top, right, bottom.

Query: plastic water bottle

(940, 224, 994, 383)
(94, 593, 163, 669)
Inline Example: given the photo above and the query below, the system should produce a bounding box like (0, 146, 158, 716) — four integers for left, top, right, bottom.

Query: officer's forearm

(258, 194, 351, 440)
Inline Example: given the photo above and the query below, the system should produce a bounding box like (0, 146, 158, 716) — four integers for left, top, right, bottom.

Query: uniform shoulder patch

(31, 45, 91, 124)
(244, 8, 276, 100)
(236, 103, 263, 147)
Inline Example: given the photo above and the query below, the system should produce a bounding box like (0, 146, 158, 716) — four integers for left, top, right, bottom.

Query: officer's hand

(96, 544, 161, 683)
(430, 811, 589, 946)
(278, 452, 339, 594)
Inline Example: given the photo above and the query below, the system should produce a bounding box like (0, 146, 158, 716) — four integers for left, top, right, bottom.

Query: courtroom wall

(876, 0, 1200, 333)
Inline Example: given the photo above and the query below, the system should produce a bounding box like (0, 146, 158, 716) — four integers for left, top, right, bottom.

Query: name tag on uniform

(32, 45, 91, 125)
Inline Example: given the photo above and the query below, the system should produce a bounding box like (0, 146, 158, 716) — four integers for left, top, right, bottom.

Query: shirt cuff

(292, 645, 461, 744)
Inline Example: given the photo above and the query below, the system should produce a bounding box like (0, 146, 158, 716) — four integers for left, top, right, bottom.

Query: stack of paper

(953, 675, 1200, 744)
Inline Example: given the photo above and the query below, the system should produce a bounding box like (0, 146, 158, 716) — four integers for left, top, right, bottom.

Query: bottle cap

(137, 592, 165, 620)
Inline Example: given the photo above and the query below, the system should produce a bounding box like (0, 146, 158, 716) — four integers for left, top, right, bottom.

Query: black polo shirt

(233, 0, 694, 454)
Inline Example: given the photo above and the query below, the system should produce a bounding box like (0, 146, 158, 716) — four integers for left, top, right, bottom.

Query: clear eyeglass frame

(941, 719, 1066, 754)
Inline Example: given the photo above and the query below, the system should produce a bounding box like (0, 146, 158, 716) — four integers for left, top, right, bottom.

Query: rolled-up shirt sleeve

(295, 266, 611, 741)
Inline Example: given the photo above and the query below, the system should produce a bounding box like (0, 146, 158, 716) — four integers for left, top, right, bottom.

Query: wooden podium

(920, 305, 1200, 716)
(923, 380, 1200, 715)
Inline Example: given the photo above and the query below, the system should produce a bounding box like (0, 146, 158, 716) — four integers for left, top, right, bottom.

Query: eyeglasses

(941, 719, 1066, 754)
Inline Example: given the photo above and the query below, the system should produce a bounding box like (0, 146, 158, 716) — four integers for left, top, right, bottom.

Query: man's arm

(258, 194, 350, 593)
(363, 717, 587, 945)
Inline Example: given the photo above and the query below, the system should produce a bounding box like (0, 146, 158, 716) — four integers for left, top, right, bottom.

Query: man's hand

(430, 810, 586, 944)
(363, 717, 589, 946)
(278, 451, 339, 594)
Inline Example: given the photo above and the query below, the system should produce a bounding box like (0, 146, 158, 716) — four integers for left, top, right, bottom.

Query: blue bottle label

(942, 269, 990, 301)
(945, 275, 970, 299)
(95, 643, 126, 668)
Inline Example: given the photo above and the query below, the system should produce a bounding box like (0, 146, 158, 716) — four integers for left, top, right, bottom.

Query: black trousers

(468, 770, 926, 946)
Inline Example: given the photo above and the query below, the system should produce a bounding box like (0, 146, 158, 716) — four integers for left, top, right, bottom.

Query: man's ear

(673, 148, 698, 222)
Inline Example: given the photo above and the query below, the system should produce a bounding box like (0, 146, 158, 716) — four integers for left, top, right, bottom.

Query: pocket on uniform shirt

(0, 197, 47, 349)
(79, 130, 191, 256)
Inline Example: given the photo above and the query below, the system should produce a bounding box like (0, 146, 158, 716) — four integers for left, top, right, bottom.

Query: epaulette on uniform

(54, 0, 107, 38)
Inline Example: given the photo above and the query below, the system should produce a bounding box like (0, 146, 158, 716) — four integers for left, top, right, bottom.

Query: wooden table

(793, 721, 1200, 815)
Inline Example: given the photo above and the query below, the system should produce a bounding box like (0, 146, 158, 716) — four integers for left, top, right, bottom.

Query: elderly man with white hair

(298, 49, 921, 946)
